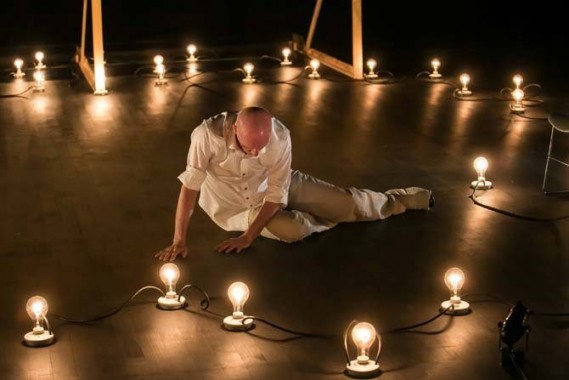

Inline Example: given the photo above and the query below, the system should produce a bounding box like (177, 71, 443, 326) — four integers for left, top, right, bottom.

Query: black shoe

(429, 194, 435, 209)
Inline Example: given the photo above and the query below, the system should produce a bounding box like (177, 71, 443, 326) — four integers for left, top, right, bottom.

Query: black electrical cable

(512, 113, 548, 121)
(415, 71, 430, 79)
(177, 284, 211, 310)
(469, 183, 569, 222)
(462, 293, 513, 306)
(51, 285, 165, 323)
(0, 86, 34, 98)
(384, 304, 454, 334)
(241, 316, 335, 338)
(452, 89, 510, 102)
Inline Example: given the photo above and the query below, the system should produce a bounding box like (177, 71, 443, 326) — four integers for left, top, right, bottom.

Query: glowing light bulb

(34, 51, 45, 69)
(513, 74, 523, 89)
(228, 282, 249, 317)
(242, 62, 255, 84)
(24, 296, 54, 346)
(223, 281, 254, 331)
(153, 55, 167, 86)
(33, 70, 45, 92)
(511, 88, 525, 113)
(457, 73, 472, 96)
(344, 321, 381, 376)
(308, 59, 320, 79)
(157, 263, 186, 309)
(440, 267, 470, 314)
(187, 44, 198, 62)
(429, 58, 442, 79)
(281, 47, 292, 65)
(470, 156, 493, 189)
(13, 58, 25, 79)
(365, 58, 378, 79)
(153, 54, 164, 66)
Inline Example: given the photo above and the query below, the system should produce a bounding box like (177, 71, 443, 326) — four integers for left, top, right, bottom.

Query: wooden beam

(306, 0, 324, 50)
(351, 0, 363, 79)
(77, 0, 107, 94)
(303, 0, 363, 79)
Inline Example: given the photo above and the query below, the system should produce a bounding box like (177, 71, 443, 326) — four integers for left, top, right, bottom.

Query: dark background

(0, 0, 567, 92)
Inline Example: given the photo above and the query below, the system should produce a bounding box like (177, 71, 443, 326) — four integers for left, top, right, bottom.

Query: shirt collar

(229, 131, 268, 157)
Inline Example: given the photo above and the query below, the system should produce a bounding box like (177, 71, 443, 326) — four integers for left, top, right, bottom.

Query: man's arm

(215, 201, 282, 253)
(155, 185, 199, 261)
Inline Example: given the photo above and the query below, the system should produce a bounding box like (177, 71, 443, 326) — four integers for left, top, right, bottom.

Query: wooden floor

(1, 46, 568, 380)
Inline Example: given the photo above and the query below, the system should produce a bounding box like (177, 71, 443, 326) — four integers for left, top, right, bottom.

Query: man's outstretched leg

(287, 170, 432, 222)
(253, 171, 433, 242)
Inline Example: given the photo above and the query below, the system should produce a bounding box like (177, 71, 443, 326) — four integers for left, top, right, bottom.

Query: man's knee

(264, 215, 313, 243)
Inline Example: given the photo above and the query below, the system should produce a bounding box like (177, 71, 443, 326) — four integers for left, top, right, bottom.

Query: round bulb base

(35, 64, 46, 70)
(223, 315, 254, 331)
(470, 180, 493, 190)
(94, 89, 108, 96)
(187, 56, 198, 63)
(33, 86, 45, 93)
(242, 77, 256, 84)
(510, 104, 525, 114)
(346, 360, 380, 378)
(440, 300, 470, 315)
(457, 90, 472, 96)
(281, 60, 292, 66)
(308, 72, 320, 80)
(24, 331, 55, 347)
(429, 72, 442, 79)
(364, 73, 378, 79)
(157, 295, 186, 310)
(155, 79, 167, 86)
(14, 72, 26, 79)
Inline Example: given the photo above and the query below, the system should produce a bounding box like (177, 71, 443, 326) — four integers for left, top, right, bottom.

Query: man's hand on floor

(215, 234, 254, 253)
(154, 242, 188, 261)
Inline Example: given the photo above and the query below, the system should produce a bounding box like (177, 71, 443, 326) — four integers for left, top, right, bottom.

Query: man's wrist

(242, 231, 257, 243)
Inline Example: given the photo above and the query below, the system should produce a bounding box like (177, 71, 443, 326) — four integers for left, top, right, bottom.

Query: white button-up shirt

(178, 112, 292, 231)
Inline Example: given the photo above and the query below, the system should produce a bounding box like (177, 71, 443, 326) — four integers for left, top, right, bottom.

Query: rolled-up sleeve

(265, 131, 292, 205)
(177, 123, 213, 191)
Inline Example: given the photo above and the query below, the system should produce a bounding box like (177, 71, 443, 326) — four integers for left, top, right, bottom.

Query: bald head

(234, 107, 272, 156)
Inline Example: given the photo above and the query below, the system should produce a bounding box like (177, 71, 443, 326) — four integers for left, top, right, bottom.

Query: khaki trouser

(249, 170, 432, 243)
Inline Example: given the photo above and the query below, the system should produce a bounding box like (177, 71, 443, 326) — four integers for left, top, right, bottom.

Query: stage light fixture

(242, 62, 256, 84)
(34, 51, 45, 70)
(344, 321, 381, 377)
(281, 47, 292, 66)
(429, 58, 442, 79)
(457, 73, 472, 96)
(440, 267, 470, 315)
(308, 59, 320, 79)
(510, 88, 525, 114)
(223, 282, 254, 331)
(364, 58, 378, 79)
(512, 74, 523, 89)
(33, 70, 45, 92)
(24, 296, 55, 347)
(470, 156, 493, 189)
(153, 55, 167, 86)
(157, 263, 186, 309)
(187, 44, 198, 62)
(13, 58, 25, 79)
